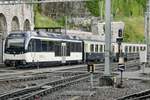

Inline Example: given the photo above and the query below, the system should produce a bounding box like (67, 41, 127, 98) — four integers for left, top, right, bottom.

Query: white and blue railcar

(3, 31, 83, 67)
(122, 43, 147, 60)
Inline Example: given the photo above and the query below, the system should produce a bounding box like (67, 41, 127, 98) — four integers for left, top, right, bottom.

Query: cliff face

(40, 2, 90, 19)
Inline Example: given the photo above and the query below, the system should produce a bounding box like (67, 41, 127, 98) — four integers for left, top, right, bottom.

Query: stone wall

(0, 1, 34, 63)
(41, 2, 90, 19)
(0, 2, 34, 34)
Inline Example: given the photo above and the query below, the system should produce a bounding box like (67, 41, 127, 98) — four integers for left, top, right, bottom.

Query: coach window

(66, 42, 70, 56)
(129, 46, 132, 53)
(72, 42, 76, 52)
(35, 39, 41, 52)
(133, 46, 135, 52)
(70, 42, 75, 52)
(95, 44, 98, 52)
(75, 43, 79, 52)
(77, 43, 82, 52)
(137, 47, 139, 52)
(41, 41, 48, 52)
(55, 41, 61, 56)
(90, 44, 94, 52)
(143, 47, 146, 51)
(140, 46, 142, 51)
(28, 39, 35, 52)
(100, 45, 103, 52)
(125, 46, 128, 53)
(48, 41, 54, 51)
(28, 39, 39, 52)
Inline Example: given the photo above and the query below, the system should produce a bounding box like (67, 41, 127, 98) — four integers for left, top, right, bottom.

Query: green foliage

(34, 4, 63, 28)
(86, 0, 147, 43)
(86, 0, 147, 17)
(116, 17, 145, 43)
(34, 12, 62, 28)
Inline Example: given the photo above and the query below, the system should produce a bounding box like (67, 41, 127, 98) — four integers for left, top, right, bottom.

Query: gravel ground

(0, 72, 82, 95)
(42, 78, 150, 100)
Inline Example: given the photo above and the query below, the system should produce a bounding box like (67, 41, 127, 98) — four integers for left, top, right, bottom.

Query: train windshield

(5, 34, 25, 54)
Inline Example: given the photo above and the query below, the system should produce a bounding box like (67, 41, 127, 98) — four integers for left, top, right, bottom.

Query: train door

(61, 42, 66, 63)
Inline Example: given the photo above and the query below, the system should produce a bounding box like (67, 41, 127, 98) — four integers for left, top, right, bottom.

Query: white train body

(3, 31, 83, 67)
(3, 31, 147, 67)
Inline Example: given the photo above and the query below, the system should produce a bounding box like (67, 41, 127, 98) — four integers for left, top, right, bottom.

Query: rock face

(40, 2, 90, 19)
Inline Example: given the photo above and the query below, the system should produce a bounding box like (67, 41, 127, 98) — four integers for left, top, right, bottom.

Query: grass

(115, 16, 145, 43)
(34, 12, 62, 28)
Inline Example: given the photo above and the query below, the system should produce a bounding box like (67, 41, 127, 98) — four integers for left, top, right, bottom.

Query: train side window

(143, 47, 146, 51)
(76, 43, 79, 52)
(71, 42, 76, 52)
(100, 45, 103, 52)
(28, 39, 39, 52)
(95, 44, 98, 52)
(48, 41, 54, 51)
(66, 42, 70, 56)
(28, 39, 34, 52)
(140, 47, 142, 51)
(137, 47, 139, 52)
(54, 41, 61, 56)
(35, 39, 41, 52)
(41, 41, 48, 52)
(77, 43, 82, 52)
(133, 46, 135, 52)
(90, 44, 94, 52)
(125, 46, 128, 53)
(129, 46, 132, 53)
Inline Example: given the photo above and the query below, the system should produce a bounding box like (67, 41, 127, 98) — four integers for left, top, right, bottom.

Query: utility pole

(99, 0, 103, 20)
(145, 0, 150, 67)
(104, 0, 111, 76)
(0, 0, 90, 5)
(65, 2, 67, 35)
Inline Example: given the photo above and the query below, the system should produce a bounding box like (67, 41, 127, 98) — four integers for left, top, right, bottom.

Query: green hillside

(34, 0, 147, 43)
(86, 0, 147, 17)
(34, 5, 64, 28)
(86, 0, 147, 43)
(117, 17, 144, 43)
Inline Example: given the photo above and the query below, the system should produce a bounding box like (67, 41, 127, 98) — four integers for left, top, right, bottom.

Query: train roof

(8, 31, 82, 41)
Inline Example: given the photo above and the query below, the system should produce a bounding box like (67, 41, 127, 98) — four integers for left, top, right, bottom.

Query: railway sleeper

(21, 75, 90, 100)
(117, 89, 150, 100)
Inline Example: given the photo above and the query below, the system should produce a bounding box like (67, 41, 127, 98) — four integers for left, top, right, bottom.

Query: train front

(3, 32, 28, 67)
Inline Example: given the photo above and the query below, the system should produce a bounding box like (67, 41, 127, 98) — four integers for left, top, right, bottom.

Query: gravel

(0, 72, 81, 94)
(42, 78, 150, 100)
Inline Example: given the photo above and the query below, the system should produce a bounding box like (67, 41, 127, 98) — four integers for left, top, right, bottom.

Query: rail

(117, 89, 150, 100)
(0, 73, 92, 100)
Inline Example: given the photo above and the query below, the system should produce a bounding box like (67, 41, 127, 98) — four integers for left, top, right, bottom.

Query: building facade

(0, 1, 34, 63)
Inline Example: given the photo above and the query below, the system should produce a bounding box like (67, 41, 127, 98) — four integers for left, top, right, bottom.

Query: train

(3, 31, 147, 68)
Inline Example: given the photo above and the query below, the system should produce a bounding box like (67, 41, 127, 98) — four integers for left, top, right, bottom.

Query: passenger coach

(3, 31, 83, 67)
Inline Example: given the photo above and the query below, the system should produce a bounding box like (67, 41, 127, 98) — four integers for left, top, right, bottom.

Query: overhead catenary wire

(0, 0, 90, 5)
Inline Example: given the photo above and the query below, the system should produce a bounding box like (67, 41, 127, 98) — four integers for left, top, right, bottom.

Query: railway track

(0, 73, 94, 100)
(0, 72, 82, 83)
(0, 60, 140, 83)
(117, 89, 150, 100)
